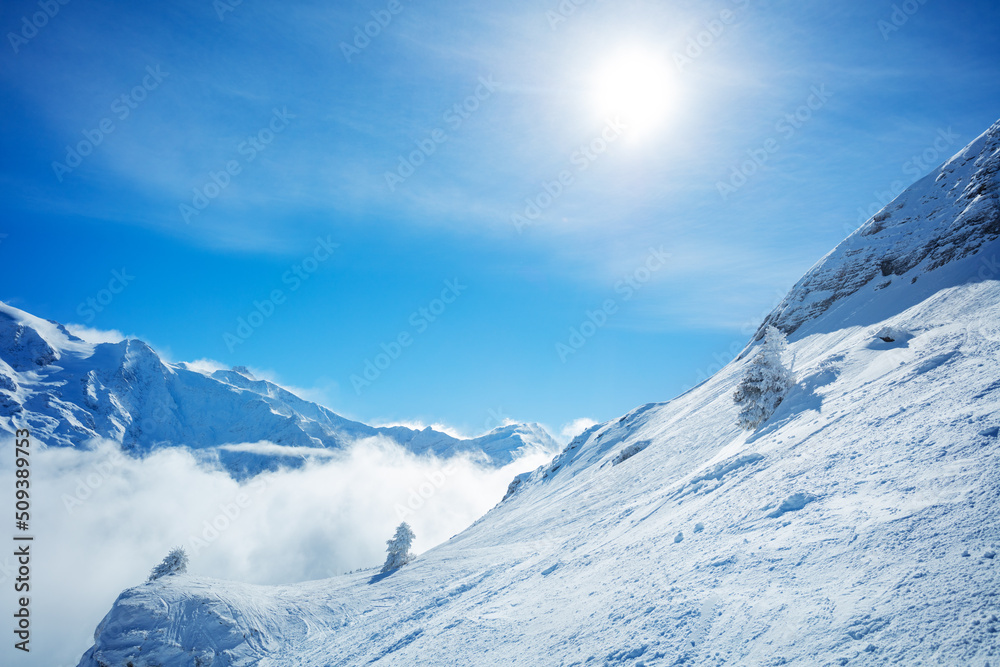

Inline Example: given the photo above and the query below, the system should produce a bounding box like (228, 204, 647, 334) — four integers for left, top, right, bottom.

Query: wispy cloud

(65, 324, 127, 344)
(559, 417, 597, 442)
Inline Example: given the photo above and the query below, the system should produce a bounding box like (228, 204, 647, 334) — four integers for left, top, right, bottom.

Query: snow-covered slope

(0, 305, 558, 474)
(79, 121, 1000, 666)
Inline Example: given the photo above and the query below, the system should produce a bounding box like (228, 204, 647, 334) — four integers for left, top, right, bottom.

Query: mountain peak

(761, 118, 1000, 338)
(231, 365, 256, 379)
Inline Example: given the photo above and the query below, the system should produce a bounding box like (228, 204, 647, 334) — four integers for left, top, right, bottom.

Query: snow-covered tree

(733, 325, 794, 430)
(381, 522, 415, 573)
(147, 547, 189, 582)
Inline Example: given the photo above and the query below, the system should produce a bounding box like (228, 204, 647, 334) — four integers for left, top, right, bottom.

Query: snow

(74, 119, 1000, 665)
(733, 326, 793, 430)
(147, 548, 190, 582)
(381, 523, 416, 573)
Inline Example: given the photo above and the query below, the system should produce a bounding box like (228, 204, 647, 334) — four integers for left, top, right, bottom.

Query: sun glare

(590, 50, 674, 137)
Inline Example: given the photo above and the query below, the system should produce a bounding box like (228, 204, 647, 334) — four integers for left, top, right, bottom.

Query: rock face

(761, 119, 1000, 338)
(0, 303, 558, 475)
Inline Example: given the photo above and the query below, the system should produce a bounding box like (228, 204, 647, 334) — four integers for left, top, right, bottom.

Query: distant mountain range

(0, 305, 558, 476)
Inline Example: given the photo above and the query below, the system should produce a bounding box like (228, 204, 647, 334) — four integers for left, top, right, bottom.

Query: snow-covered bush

(733, 326, 794, 430)
(381, 522, 415, 573)
(147, 547, 189, 582)
(611, 440, 650, 466)
(874, 325, 912, 343)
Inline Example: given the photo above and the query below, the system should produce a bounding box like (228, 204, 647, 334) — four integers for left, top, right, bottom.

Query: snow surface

(0, 308, 558, 475)
(78, 278, 1000, 666)
(75, 120, 1000, 666)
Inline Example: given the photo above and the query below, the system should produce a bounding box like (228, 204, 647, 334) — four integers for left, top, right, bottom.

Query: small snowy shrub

(611, 441, 649, 466)
(147, 547, 189, 582)
(381, 522, 415, 573)
(733, 326, 794, 430)
(874, 325, 909, 343)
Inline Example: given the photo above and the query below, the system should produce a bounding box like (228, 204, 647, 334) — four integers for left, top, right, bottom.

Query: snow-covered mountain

(761, 120, 1000, 337)
(0, 305, 558, 475)
(79, 119, 1000, 666)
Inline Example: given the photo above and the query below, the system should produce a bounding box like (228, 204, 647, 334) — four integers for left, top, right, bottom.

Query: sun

(590, 49, 674, 137)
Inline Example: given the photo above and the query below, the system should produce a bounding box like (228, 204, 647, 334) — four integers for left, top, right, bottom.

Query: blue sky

(1, 0, 998, 438)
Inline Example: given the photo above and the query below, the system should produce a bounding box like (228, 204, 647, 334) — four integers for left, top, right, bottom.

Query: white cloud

(560, 417, 598, 442)
(215, 441, 338, 458)
(65, 324, 126, 344)
(180, 357, 229, 374)
(0, 436, 549, 667)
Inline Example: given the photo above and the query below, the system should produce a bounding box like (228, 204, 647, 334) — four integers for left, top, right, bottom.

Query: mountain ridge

(759, 118, 1000, 339)
(0, 302, 559, 475)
